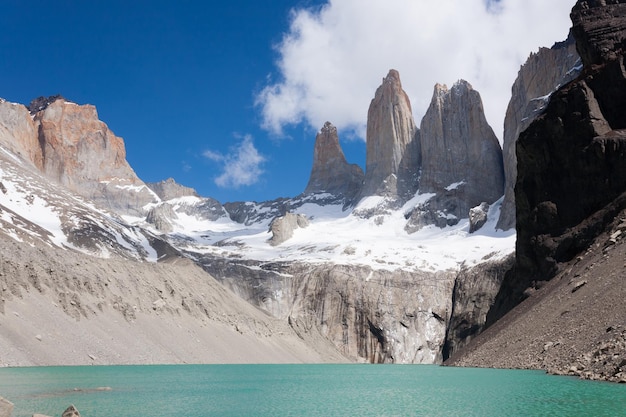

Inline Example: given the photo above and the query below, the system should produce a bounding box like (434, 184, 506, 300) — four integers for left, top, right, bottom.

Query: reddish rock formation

(32, 97, 157, 214)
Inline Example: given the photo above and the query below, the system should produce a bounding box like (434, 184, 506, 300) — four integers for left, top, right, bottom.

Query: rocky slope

(0, 232, 346, 365)
(449, 0, 626, 382)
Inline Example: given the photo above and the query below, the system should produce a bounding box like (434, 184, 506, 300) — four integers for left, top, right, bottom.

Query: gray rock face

(442, 255, 514, 360)
(199, 256, 455, 364)
(359, 70, 420, 200)
(268, 212, 309, 246)
(497, 34, 582, 230)
(304, 122, 364, 204)
(411, 81, 504, 229)
(0, 99, 40, 167)
(147, 177, 198, 200)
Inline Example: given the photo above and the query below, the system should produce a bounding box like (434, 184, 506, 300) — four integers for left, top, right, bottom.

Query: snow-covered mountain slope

(0, 144, 165, 261)
(130, 192, 514, 273)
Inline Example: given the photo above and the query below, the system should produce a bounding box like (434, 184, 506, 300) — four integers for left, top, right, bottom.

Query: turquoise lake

(0, 364, 625, 416)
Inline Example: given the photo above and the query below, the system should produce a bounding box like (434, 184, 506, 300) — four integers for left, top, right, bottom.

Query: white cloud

(203, 135, 266, 188)
(257, 0, 575, 140)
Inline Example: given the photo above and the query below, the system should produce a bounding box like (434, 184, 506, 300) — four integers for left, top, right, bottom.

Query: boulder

(268, 212, 309, 246)
(469, 202, 490, 233)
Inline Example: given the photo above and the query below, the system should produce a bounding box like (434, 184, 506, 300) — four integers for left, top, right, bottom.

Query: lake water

(0, 364, 625, 416)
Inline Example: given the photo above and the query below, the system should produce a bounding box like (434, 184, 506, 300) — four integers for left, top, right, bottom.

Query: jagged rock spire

(420, 80, 503, 201)
(406, 80, 503, 230)
(359, 69, 420, 199)
(304, 121, 364, 202)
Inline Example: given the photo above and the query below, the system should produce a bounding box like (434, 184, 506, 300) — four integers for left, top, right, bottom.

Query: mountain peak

(304, 121, 364, 202)
(360, 69, 419, 199)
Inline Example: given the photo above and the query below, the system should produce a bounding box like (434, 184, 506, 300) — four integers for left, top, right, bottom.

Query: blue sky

(1, 1, 574, 203)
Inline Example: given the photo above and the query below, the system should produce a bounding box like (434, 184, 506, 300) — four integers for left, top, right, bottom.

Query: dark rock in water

(469, 202, 490, 233)
(488, 0, 626, 323)
(62, 405, 81, 417)
(304, 121, 364, 204)
(0, 397, 13, 417)
(497, 32, 581, 231)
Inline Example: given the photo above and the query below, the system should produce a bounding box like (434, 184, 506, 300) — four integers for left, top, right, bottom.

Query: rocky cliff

(497, 33, 582, 231)
(405, 81, 504, 231)
(448, 1, 626, 380)
(32, 97, 157, 215)
(196, 256, 456, 364)
(487, 0, 626, 323)
(359, 70, 420, 201)
(0, 99, 40, 167)
(304, 122, 364, 204)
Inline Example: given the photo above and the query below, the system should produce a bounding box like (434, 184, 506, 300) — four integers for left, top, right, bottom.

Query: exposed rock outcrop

(488, 0, 626, 328)
(268, 212, 309, 246)
(32, 98, 158, 215)
(146, 203, 177, 233)
(304, 122, 364, 204)
(497, 33, 582, 231)
(442, 254, 514, 360)
(147, 177, 198, 200)
(571, 0, 626, 66)
(199, 256, 455, 364)
(0, 100, 41, 167)
(406, 81, 504, 230)
(359, 70, 420, 201)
